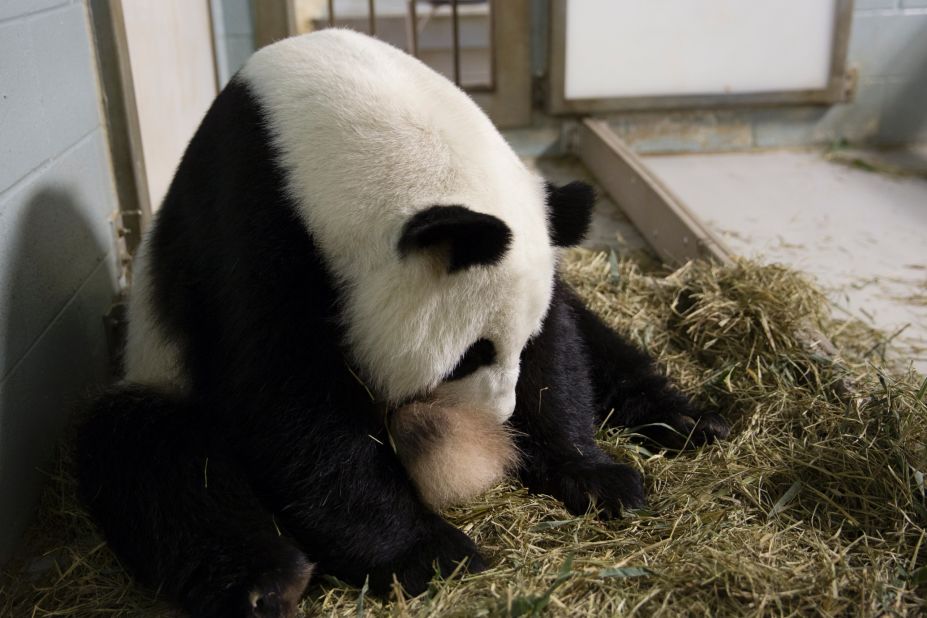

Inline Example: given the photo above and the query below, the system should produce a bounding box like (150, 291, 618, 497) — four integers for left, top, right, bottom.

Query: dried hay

(2, 249, 925, 617)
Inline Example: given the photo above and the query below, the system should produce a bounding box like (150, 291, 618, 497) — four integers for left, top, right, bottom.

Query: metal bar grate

(324, 0, 493, 92)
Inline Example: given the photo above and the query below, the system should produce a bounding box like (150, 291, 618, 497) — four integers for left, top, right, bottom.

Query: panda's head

(242, 30, 594, 422)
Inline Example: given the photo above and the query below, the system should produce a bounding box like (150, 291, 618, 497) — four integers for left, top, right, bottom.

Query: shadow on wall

(879, 42, 927, 148)
(0, 188, 117, 562)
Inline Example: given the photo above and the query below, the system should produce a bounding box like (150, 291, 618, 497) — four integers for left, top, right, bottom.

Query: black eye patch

(445, 339, 496, 382)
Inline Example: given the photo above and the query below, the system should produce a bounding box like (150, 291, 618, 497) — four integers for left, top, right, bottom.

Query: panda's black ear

(398, 205, 512, 273)
(546, 181, 595, 247)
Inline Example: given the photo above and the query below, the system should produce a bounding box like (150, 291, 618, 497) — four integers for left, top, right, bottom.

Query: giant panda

(75, 30, 729, 618)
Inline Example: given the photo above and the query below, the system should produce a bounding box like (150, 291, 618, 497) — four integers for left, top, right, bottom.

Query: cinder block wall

(602, 1, 927, 152)
(0, 0, 119, 562)
(846, 0, 927, 144)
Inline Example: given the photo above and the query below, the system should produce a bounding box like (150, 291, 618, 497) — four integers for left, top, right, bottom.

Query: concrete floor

(643, 147, 927, 373)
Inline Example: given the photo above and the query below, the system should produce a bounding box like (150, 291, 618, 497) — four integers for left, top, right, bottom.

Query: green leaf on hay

(769, 480, 803, 518)
(355, 575, 369, 618)
(530, 519, 580, 531)
(911, 566, 927, 587)
(556, 553, 575, 581)
(508, 596, 539, 617)
(913, 499, 927, 522)
(917, 376, 927, 403)
(508, 554, 575, 617)
(608, 250, 621, 283)
(598, 567, 651, 579)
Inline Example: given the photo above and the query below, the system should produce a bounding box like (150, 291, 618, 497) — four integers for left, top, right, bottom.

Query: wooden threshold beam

(577, 118, 732, 266)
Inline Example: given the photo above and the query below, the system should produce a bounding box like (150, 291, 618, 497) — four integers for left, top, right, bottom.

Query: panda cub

(76, 30, 729, 618)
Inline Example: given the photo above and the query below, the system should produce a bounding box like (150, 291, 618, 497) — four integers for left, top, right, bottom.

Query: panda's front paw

(217, 545, 313, 618)
(544, 461, 646, 519)
(635, 407, 730, 450)
(244, 559, 314, 618)
(367, 516, 486, 597)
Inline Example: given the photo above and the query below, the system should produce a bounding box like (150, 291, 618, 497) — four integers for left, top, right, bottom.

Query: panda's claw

(692, 411, 731, 441)
(246, 578, 307, 618)
(241, 550, 314, 618)
(635, 408, 730, 450)
(543, 461, 646, 520)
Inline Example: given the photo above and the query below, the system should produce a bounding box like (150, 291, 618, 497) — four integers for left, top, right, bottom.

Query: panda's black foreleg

(511, 280, 646, 518)
(76, 386, 313, 618)
(560, 282, 730, 449)
(238, 399, 486, 598)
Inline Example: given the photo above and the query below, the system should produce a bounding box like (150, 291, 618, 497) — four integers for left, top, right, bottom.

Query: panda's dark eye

(445, 338, 496, 381)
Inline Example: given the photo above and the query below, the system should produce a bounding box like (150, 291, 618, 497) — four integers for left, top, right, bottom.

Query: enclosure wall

(0, 0, 119, 562)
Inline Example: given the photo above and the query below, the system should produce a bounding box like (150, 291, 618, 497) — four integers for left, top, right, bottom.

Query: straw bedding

(2, 249, 925, 617)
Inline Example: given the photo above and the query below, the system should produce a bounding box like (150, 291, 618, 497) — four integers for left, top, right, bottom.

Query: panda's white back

(127, 30, 556, 421)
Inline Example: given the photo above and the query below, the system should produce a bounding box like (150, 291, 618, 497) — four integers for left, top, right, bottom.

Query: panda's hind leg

(75, 386, 313, 618)
(512, 279, 646, 518)
(561, 282, 729, 449)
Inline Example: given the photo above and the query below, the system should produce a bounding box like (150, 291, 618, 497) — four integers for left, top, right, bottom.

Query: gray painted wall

(603, 1, 927, 153)
(211, 0, 256, 87)
(0, 0, 119, 561)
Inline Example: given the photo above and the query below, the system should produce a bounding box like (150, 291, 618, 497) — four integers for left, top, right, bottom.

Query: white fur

(241, 30, 556, 421)
(391, 399, 520, 509)
(124, 238, 190, 393)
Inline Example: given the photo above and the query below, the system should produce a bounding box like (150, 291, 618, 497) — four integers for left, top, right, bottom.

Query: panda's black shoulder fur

(147, 78, 347, 400)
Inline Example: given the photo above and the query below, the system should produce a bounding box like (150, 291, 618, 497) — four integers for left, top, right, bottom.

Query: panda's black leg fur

(233, 392, 486, 598)
(560, 282, 730, 449)
(75, 386, 313, 618)
(511, 280, 646, 518)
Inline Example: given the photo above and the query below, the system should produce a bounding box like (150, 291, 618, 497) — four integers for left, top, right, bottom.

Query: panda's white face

(242, 30, 557, 421)
(384, 228, 554, 421)
(410, 217, 556, 421)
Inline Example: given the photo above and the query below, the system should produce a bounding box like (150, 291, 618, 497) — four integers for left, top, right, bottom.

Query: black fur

(75, 387, 313, 618)
(510, 278, 646, 516)
(446, 338, 496, 381)
(398, 205, 512, 272)
(75, 77, 728, 617)
(545, 181, 595, 247)
(561, 287, 730, 450)
(510, 279, 730, 518)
